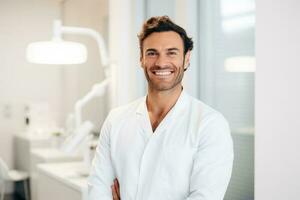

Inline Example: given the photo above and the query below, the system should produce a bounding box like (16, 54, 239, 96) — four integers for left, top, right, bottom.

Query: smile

(152, 70, 174, 76)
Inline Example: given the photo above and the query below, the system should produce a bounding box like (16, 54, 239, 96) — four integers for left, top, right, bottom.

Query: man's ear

(184, 51, 191, 71)
(139, 55, 144, 68)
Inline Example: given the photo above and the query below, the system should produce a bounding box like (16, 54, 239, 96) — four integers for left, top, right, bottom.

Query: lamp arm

(52, 20, 112, 128)
(53, 20, 110, 76)
(74, 78, 110, 129)
(60, 120, 94, 155)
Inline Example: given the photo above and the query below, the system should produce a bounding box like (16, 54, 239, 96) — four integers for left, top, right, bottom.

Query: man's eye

(168, 51, 178, 56)
(146, 52, 157, 56)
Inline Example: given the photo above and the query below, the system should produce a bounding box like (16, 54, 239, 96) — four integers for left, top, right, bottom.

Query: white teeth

(154, 71, 172, 76)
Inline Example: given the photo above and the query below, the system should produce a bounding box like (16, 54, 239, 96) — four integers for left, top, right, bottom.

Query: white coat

(88, 90, 234, 200)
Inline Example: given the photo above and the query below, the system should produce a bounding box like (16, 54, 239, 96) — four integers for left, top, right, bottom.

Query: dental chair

(0, 158, 29, 200)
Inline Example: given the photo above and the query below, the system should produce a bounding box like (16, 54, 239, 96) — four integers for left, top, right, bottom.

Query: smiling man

(88, 16, 234, 200)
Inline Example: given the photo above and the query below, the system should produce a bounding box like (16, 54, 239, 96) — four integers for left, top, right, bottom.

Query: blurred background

(0, 0, 255, 199)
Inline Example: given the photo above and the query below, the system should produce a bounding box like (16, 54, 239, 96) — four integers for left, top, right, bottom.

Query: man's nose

(154, 55, 169, 67)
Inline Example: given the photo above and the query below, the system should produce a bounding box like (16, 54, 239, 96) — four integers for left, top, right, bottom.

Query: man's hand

(111, 178, 120, 200)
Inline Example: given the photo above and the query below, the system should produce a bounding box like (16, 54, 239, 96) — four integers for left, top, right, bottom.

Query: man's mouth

(151, 69, 174, 76)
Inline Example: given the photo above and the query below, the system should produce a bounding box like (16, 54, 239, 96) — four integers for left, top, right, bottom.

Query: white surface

(256, 0, 300, 199)
(30, 149, 82, 200)
(30, 148, 82, 163)
(14, 133, 52, 172)
(37, 162, 88, 200)
(14, 132, 51, 141)
(37, 172, 81, 200)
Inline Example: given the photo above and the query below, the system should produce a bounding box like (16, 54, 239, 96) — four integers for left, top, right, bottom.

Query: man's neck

(146, 84, 183, 131)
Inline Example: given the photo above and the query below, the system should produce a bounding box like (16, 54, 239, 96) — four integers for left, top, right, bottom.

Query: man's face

(140, 31, 190, 92)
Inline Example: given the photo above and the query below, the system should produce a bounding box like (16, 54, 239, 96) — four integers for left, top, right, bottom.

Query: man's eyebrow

(145, 48, 180, 52)
(167, 48, 180, 51)
(145, 48, 157, 52)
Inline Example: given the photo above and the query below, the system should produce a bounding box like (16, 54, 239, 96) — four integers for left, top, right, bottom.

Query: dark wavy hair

(138, 16, 194, 56)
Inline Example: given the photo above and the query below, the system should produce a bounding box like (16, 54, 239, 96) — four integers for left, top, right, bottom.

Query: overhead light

(26, 20, 112, 168)
(26, 38, 87, 65)
(224, 56, 255, 72)
(26, 19, 111, 128)
(26, 20, 95, 65)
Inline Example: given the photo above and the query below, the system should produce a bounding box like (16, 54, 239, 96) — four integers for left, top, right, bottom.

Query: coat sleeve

(185, 114, 234, 200)
(88, 114, 115, 200)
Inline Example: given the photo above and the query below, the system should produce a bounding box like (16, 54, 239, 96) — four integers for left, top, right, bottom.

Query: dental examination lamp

(26, 20, 111, 166)
(27, 20, 110, 129)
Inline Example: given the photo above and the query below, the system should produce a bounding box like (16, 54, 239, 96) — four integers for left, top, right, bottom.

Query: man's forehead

(143, 31, 184, 50)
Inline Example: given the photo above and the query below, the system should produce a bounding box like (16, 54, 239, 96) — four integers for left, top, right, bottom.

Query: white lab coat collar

(135, 89, 190, 134)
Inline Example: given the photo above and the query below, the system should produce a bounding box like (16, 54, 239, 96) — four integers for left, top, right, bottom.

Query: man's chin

(149, 83, 179, 92)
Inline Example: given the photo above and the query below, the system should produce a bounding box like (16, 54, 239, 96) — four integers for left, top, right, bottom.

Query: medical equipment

(26, 20, 112, 168)
(60, 121, 94, 169)
(27, 20, 111, 129)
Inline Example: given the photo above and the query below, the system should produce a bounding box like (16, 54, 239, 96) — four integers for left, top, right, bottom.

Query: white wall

(256, 0, 300, 199)
(108, 0, 146, 107)
(0, 0, 61, 168)
(175, 0, 200, 98)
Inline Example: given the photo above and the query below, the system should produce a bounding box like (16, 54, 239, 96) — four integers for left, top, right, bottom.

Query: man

(88, 16, 233, 200)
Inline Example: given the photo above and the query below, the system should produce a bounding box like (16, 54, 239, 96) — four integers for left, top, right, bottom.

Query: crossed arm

(111, 179, 120, 200)
(88, 114, 234, 200)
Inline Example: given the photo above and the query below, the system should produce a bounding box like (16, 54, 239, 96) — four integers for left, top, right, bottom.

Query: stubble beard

(144, 62, 185, 92)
